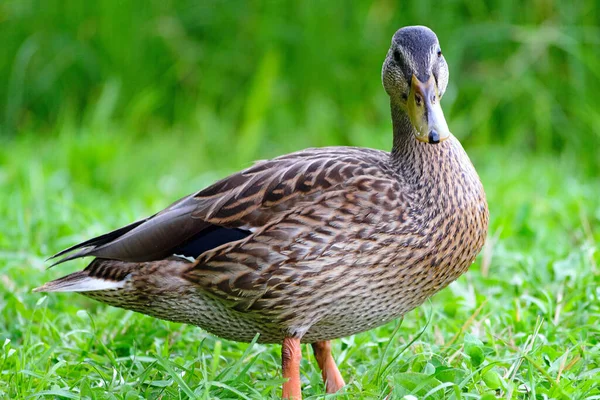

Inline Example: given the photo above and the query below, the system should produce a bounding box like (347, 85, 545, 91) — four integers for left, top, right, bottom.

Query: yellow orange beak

(407, 74, 451, 144)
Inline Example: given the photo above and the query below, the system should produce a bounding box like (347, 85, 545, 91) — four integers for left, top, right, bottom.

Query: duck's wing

(48, 147, 392, 267)
(48, 193, 213, 266)
(187, 147, 406, 311)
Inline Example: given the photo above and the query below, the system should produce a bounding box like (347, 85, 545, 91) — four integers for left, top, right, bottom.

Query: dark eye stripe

(393, 49, 410, 79)
(393, 49, 402, 63)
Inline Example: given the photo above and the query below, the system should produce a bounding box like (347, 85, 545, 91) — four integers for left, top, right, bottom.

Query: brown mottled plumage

(37, 26, 488, 398)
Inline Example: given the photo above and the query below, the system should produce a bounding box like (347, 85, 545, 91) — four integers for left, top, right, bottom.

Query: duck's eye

(437, 49, 442, 57)
(393, 49, 408, 73)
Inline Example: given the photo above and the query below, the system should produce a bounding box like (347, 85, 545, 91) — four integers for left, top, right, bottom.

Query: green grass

(0, 128, 598, 399)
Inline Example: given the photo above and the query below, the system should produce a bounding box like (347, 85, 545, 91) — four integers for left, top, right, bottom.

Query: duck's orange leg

(311, 340, 345, 393)
(282, 337, 302, 399)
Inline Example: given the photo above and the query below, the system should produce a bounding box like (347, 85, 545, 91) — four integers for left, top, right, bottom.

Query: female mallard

(37, 26, 488, 398)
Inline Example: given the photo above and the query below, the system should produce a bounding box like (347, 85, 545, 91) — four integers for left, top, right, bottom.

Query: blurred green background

(1, 0, 599, 170)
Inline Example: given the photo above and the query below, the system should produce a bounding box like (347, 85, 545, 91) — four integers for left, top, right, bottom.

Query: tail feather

(46, 218, 148, 268)
(34, 265, 129, 293)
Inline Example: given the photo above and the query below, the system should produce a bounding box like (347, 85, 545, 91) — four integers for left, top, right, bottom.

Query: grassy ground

(0, 128, 598, 399)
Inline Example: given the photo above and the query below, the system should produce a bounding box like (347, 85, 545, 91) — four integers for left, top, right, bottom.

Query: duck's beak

(407, 74, 451, 144)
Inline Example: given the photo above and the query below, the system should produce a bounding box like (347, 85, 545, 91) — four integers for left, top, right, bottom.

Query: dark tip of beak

(428, 130, 440, 144)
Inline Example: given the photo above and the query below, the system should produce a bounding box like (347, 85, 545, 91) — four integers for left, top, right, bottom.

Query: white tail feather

(34, 272, 128, 293)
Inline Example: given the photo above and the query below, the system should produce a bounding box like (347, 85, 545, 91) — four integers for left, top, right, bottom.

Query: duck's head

(382, 26, 451, 144)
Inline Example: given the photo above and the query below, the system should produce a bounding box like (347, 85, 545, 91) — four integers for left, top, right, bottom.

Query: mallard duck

(36, 26, 488, 399)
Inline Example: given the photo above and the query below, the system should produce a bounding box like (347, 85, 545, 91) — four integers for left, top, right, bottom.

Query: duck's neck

(388, 102, 462, 187)
(390, 104, 416, 156)
(389, 103, 437, 181)
(388, 101, 486, 223)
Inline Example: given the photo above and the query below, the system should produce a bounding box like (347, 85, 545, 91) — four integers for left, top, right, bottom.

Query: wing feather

(50, 147, 392, 267)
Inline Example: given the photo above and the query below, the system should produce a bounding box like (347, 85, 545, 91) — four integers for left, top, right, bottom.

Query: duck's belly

(296, 254, 469, 343)
(83, 284, 418, 344)
(83, 286, 288, 343)
(81, 268, 419, 343)
(300, 286, 428, 343)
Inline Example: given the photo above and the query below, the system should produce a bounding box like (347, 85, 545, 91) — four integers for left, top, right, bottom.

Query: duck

(36, 26, 489, 399)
